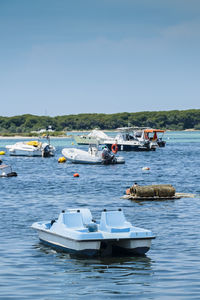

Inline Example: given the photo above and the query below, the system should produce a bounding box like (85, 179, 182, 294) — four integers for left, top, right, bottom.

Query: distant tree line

(0, 109, 200, 134)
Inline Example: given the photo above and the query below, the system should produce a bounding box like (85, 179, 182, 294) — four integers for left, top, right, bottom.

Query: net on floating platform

(130, 184, 176, 198)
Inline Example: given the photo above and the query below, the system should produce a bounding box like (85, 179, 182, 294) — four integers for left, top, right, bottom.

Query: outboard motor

(102, 147, 116, 164)
(7, 171, 17, 177)
(143, 140, 152, 150)
(157, 138, 166, 147)
(42, 144, 51, 157)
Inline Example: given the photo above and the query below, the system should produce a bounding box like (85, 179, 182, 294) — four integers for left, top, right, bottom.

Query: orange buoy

(111, 143, 118, 154)
(73, 173, 80, 177)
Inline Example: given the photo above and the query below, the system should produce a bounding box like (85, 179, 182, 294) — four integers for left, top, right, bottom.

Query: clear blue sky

(0, 0, 200, 116)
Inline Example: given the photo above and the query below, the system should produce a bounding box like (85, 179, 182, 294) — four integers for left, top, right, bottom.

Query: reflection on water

(34, 242, 154, 297)
(37, 242, 153, 268)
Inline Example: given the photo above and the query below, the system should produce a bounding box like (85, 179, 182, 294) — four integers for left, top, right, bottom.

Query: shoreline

(0, 129, 199, 140)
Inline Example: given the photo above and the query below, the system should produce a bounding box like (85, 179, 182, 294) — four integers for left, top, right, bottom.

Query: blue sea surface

(0, 131, 200, 299)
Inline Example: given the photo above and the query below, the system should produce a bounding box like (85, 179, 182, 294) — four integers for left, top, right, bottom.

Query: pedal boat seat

(99, 210, 131, 233)
(62, 212, 88, 232)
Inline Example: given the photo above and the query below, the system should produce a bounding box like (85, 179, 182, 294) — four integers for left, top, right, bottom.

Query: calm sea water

(0, 131, 200, 299)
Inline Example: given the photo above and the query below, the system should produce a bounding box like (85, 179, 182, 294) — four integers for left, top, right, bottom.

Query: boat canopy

(87, 130, 109, 139)
(144, 129, 165, 141)
(117, 127, 147, 132)
(144, 129, 165, 133)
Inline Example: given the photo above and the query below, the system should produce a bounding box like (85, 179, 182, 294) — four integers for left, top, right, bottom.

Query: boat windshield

(39, 134, 50, 144)
(0, 164, 12, 175)
(117, 127, 147, 141)
(88, 143, 99, 155)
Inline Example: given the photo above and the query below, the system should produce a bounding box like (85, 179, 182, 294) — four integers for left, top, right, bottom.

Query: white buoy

(142, 167, 150, 171)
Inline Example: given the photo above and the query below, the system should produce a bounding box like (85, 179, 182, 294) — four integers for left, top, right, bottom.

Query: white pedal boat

(62, 144, 125, 164)
(31, 208, 155, 257)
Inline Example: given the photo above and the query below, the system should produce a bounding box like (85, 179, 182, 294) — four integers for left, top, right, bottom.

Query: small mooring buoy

(0, 151, 5, 155)
(58, 157, 66, 163)
(142, 167, 150, 171)
(73, 173, 80, 177)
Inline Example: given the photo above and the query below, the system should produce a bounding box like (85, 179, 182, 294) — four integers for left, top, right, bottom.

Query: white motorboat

(74, 129, 109, 145)
(32, 208, 155, 256)
(62, 144, 125, 164)
(6, 136, 55, 157)
(104, 127, 157, 151)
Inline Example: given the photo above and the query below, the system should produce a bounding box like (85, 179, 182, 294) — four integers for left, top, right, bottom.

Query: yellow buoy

(58, 157, 66, 163)
(72, 142, 74, 145)
(0, 151, 5, 155)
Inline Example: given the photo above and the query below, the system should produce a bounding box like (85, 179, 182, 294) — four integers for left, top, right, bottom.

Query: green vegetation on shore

(0, 109, 200, 135)
(0, 131, 65, 137)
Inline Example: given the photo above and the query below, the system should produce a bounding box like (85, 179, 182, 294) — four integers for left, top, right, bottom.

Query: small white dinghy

(31, 208, 155, 257)
(62, 144, 125, 164)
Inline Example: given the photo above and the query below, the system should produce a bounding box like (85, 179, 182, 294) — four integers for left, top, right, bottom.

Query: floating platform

(122, 192, 195, 201)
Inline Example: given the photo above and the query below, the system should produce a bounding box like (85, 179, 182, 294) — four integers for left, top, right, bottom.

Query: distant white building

(31, 125, 55, 134)
(47, 125, 54, 132)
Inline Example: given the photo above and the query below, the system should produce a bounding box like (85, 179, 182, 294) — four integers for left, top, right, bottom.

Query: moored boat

(62, 144, 125, 164)
(6, 136, 55, 157)
(74, 129, 109, 145)
(32, 208, 155, 256)
(104, 127, 157, 151)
